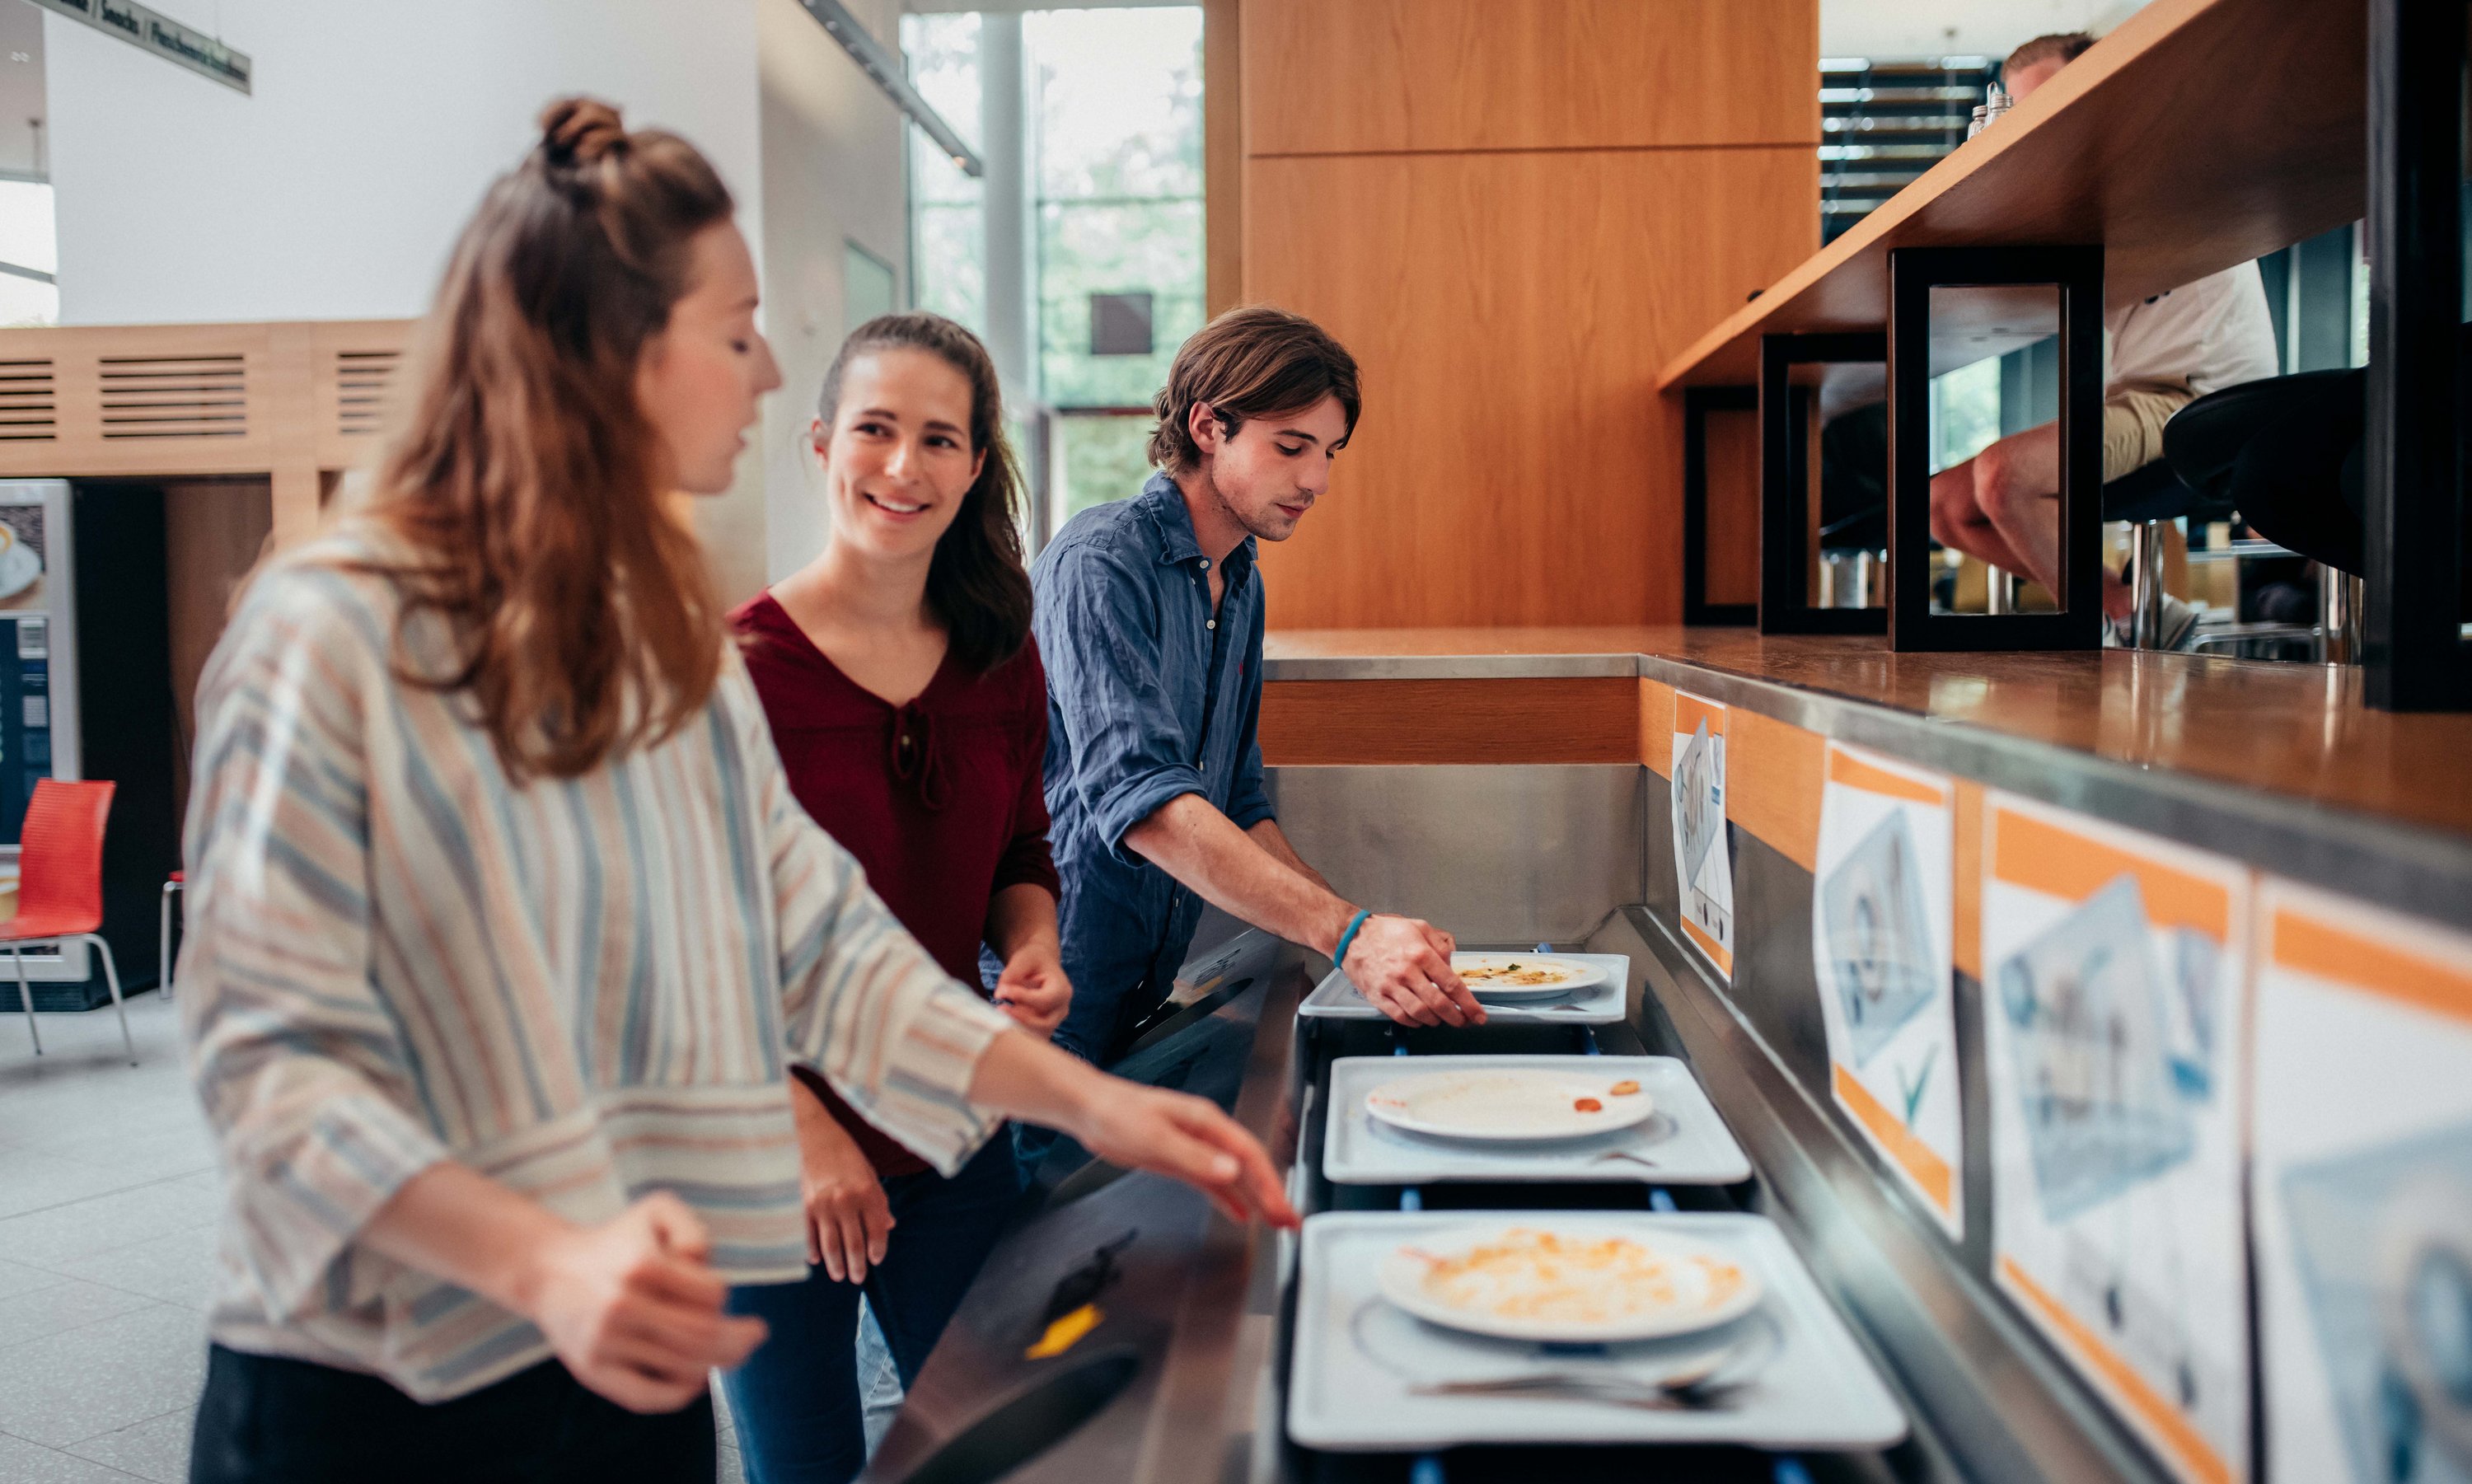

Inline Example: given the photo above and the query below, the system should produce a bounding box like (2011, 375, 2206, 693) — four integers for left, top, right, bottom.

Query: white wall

(751, 0, 911, 589)
(44, 0, 762, 325)
(1821, 0, 2146, 61)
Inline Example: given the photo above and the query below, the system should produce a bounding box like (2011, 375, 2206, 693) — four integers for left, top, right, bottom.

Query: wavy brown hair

(355, 96, 733, 781)
(818, 313, 1032, 673)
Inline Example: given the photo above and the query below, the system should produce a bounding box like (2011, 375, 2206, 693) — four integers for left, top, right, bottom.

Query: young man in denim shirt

(1030, 307, 1481, 1072)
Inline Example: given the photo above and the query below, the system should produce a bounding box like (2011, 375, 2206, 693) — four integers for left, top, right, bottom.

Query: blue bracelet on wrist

(1333, 909, 1373, 971)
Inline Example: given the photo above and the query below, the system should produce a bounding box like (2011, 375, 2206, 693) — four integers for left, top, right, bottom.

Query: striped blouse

(178, 529, 1016, 1402)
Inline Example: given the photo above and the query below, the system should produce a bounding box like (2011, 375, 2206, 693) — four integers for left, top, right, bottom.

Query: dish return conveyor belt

(851, 911, 2008, 1484)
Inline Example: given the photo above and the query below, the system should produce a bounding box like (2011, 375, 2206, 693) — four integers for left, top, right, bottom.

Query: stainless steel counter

(859, 757, 2315, 1484)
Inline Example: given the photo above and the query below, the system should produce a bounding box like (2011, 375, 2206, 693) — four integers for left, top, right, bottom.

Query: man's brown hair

(2005, 31, 2095, 75)
(1149, 306, 1360, 475)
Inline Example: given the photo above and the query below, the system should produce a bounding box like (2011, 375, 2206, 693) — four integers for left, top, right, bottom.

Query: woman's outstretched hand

(968, 1031, 1299, 1229)
(1074, 1080, 1299, 1228)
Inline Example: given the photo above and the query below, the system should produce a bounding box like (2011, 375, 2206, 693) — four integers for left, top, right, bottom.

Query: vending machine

(0, 479, 86, 986)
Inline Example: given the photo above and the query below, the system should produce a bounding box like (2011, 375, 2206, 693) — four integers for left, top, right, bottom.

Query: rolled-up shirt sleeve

(180, 569, 450, 1323)
(1224, 608, 1273, 831)
(745, 670, 1014, 1174)
(1040, 545, 1208, 865)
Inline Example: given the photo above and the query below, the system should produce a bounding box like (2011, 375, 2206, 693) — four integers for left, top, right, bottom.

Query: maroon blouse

(730, 591, 1060, 1177)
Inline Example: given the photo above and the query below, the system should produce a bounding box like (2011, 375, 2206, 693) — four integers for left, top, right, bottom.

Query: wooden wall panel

(1241, 0, 1819, 157)
(164, 480, 274, 814)
(1638, 678, 1675, 775)
(1204, 0, 1243, 315)
(1703, 405, 1760, 606)
(1259, 677, 1641, 765)
(1244, 146, 1818, 630)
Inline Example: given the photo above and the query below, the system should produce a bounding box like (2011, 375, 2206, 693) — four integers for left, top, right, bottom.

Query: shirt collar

(1138, 470, 1258, 582)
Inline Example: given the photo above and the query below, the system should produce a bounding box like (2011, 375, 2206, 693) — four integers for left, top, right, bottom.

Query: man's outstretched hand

(1343, 914, 1484, 1028)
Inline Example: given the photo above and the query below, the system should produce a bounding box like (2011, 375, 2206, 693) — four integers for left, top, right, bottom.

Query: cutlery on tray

(1407, 1332, 1759, 1407)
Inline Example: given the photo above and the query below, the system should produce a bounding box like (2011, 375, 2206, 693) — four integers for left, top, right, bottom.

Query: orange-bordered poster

(1982, 792, 2251, 1484)
(2251, 878, 2472, 1484)
(1811, 742, 1961, 1236)
(1669, 691, 1732, 978)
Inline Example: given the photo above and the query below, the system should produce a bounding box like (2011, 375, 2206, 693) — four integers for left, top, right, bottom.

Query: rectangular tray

(1288, 1210, 1907, 1453)
(1322, 1055, 1752, 1186)
(1297, 953, 1629, 1026)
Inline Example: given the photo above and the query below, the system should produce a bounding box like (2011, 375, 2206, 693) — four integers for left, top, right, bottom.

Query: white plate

(0, 539, 40, 603)
(1363, 1067, 1657, 1144)
(1377, 1223, 1765, 1344)
(1449, 953, 1607, 1002)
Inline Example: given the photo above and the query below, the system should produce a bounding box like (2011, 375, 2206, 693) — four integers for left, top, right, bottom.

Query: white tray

(1288, 1210, 1908, 1453)
(1323, 1055, 1751, 1187)
(1297, 953, 1629, 1025)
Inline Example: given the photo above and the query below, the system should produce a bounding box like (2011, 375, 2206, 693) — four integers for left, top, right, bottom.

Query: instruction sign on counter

(1812, 742, 1962, 1238)
(1669, 691, 1733, 979)
(1982, 793, 2251, 1484)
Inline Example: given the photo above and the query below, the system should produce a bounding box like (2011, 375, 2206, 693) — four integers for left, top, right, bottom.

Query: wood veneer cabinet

(1216, 0, 1818, 629)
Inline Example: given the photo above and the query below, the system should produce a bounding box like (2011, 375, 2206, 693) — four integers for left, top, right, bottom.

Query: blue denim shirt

(1030, 471, 1272, 1063)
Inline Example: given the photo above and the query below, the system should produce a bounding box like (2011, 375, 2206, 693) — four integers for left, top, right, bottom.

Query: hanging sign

(28, 0, 250, 95)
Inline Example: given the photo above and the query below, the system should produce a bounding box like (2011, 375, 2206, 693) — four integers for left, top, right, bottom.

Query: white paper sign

(2253, 878, 2472, 1484)
(1669, 691, 1733, 979)
(1982, 793, 2251, 1484)
(1812, 742, 1961, 1236)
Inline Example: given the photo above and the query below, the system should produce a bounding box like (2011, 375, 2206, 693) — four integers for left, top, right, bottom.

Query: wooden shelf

(1656, 0, 2364, 391)
(1262, 626, 2472, 841)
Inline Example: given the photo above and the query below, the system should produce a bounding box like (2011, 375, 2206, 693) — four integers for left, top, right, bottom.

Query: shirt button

(1200, 559, 1211, 569)
(1206, 619, 1217, 630)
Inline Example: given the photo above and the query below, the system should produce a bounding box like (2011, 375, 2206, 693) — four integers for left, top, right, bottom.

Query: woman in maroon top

(723, 313, 1069, 1484)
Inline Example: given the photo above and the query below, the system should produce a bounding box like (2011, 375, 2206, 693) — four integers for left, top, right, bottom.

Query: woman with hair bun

(177, 98, 1294, 1484)
(721, 312, 1064, 1482)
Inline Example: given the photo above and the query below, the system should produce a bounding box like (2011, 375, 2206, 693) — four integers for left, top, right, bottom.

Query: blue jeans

(722, 1135, 1024, 1484)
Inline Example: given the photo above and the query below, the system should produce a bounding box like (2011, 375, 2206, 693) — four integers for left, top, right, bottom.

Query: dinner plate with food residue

(1448, 953, 1608, 1002)
(1364, 1068, 1656, 1144)
(1378, 1224, 1763, 1344)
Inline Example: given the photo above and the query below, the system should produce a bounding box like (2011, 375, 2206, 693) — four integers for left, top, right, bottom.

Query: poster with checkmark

(1812, 742, 1962, 1238)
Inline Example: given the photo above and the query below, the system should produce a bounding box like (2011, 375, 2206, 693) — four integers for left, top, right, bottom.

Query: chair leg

(160, 885, 175, 1001)
(86, 936, 134, 1066)
(2129, 520, 2168, 648)
(11, 946, 36, 1056)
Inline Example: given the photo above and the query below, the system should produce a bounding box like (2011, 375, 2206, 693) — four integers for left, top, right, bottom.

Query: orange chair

(5, 780, 133, 1065)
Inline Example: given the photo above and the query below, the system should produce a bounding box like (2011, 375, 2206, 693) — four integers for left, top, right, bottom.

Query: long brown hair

(818, 313, 1032, 673)
(358, 96, 733, 781)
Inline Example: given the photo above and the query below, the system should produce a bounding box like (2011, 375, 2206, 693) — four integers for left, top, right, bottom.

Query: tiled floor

(0, 994, 765, 1483)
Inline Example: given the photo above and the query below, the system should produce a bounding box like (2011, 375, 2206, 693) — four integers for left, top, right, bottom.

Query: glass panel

(842, 241, 897, 331)
(1038, 199, 1204, 405)
(0, 181, 58, 328)
(1054, 413, 1156, 531)
(902, 13, 986, 335)
(1923, 284, 2065, 616)
(1028, 8, 1204, 408)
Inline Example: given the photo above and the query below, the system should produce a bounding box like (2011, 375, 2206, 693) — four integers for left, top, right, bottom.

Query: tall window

(902, 7, 1206, 540)
(1029, 8, 1204, 410)
(0, 180, 56, 327)
(906, 13, 986, 331)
